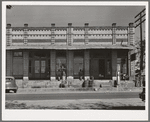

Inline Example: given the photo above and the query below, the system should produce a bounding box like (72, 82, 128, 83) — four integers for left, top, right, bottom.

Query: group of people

(56, 68, 128, 84)
(57, 68, 84, 81)
(56, 66, 66, 81)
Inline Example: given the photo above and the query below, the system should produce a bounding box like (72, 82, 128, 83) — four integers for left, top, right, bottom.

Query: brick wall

(7, 23, 131, 47)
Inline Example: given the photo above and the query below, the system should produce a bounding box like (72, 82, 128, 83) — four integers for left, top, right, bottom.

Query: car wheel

(13, 90, 17, 93)
(6, 90, 9, 93)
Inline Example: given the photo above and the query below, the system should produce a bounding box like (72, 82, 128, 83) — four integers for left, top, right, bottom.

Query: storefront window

(117, 50, 128, 76)
(13, 51, 22, 57)
(41, 61, 46, 73)
(74, 51, 83, 78)
(29, 60, 31, 73)
(117, 57, 127, 75)
(56, 58, 66, 71)
(106, 59, 111, 75)
(121, 58, 127, 74)
(74, 58, 83, 76)
(56, 51, 66, 77)
(35, 60, 40, 73)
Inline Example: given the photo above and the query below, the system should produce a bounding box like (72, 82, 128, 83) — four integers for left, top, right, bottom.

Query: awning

(6, 44, 135, 50)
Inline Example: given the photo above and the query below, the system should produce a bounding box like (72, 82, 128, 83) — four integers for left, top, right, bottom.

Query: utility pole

(134, 8, 146, 87)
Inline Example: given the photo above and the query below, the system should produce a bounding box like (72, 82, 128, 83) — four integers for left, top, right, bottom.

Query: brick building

(6, 23, 135, 81)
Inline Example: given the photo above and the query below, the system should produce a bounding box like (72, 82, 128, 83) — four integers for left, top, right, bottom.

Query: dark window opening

(131, 54, 136, 61)
(29, 60, 31, 73)
(13, 51, 23, 57)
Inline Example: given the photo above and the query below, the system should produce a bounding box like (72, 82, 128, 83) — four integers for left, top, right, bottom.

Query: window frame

(13, 51, 23, 57)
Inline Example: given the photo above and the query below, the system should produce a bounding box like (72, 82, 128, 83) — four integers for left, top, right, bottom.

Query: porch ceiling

(6, 44, 135, 50)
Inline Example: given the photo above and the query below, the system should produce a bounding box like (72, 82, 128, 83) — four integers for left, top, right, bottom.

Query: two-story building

(6, 23, 135, 81)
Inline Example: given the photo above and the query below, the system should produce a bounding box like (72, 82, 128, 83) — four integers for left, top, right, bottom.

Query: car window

(6, 78, 13, 82)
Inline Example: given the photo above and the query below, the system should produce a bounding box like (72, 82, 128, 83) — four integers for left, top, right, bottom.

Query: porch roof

(6, 44, 135, 50)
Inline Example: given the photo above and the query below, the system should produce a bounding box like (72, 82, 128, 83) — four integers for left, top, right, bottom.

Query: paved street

(6, 92, 139, 101)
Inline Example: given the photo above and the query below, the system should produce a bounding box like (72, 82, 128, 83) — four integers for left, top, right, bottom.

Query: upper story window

(13, 51, 23, 57)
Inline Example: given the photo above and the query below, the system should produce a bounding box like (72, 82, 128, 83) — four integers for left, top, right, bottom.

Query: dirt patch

(6, 98, 145, 109)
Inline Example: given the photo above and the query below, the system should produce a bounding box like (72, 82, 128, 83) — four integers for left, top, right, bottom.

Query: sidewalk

(16, 86, 142, 94)
(14, 79, 142, 94)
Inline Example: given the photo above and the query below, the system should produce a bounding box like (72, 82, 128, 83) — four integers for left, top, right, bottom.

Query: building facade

(6, 23, 135, 81)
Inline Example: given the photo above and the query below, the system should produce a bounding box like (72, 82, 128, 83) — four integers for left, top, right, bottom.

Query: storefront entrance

(90, 50, 111, 79)
(34, 59, 47, 79)
(99, 59, 105, 78)
(90, 59, 107, 79)
(29, 50, 50, 80)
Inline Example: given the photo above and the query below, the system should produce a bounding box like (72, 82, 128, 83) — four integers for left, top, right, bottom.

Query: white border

(1, 1, 149, 6)
(2, 1, 149, 121)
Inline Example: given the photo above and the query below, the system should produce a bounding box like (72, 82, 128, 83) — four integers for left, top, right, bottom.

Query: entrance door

(99, 59, 105, 79)
(90, 59, 99, 79)
(34, 59, 46, 79)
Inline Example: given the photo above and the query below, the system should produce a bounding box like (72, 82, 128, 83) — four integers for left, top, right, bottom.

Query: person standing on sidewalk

(57, 69, 61, 81)
(123, 73, 128, 87)
(116, 71, 121, 86)
(79, 69, 83, 81)
(62, 70, 66, 82)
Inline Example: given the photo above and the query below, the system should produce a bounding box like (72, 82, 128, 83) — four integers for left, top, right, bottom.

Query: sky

(6, 5, 145, 39)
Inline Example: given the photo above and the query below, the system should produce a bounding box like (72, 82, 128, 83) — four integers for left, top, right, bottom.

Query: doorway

(99, 59, 105, 79)
(90, 59, 107, 79)
(34, 59, 47, 79)
(29, 50, 50, 80)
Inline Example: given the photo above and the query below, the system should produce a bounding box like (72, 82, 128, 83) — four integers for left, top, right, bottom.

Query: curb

(15, 87, 142, 94)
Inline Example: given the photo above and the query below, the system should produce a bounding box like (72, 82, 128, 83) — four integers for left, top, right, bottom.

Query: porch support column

(50, 50, 56, 81)
(67, 50, 73, 80)
(6, 51, 13, 76)
(23, 24, 28, 45)
(51, 23, 55, 45)
(23, 51, 29, 81)
(128, 51, 131, 80)
(6, 24, 12, 46)
(111, 50, 117, 80)
(84, 23, 89, 44)
(112, 23, 116, 45)
(84, 50, 90, 80)
(67, 23, 73, 46)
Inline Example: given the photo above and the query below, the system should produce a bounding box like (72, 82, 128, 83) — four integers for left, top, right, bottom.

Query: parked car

(139, 87, 145, 102)
(139, 80, 145, 102)
(6, 76, 18, 93)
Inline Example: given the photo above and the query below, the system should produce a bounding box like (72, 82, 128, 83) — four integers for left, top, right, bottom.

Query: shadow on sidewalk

(110, 106, 145, 110)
